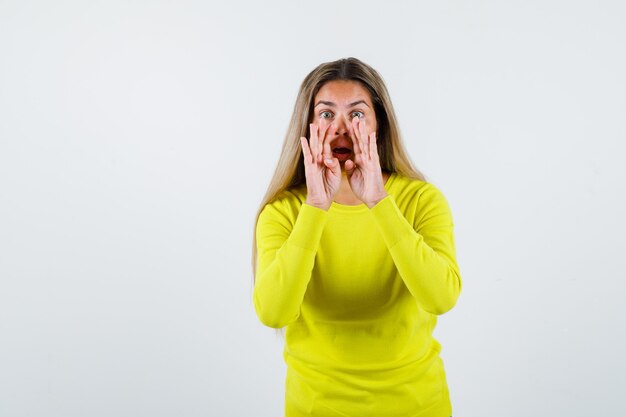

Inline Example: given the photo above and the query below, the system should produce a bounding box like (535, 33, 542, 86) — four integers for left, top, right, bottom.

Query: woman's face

(311, 80, 377, 164)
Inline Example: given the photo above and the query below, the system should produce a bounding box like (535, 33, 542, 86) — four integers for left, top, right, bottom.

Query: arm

(253, 122, 339, 328)
(253, 202, 328, 328)
(369, 185, 462, 315)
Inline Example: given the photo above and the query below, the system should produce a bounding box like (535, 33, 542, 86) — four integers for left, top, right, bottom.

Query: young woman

(252, 57, 461, 417)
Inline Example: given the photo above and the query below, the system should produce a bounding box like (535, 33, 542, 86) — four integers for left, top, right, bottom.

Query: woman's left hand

(344, 117, 388, 208)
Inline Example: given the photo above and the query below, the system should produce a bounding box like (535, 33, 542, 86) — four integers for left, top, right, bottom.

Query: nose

(332, 114, 351, 136)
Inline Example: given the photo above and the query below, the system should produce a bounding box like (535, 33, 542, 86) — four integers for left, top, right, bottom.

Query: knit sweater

(253, 172, 462, 417)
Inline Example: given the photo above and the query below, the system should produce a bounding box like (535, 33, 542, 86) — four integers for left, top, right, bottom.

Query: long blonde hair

(252, 57, 426, 282)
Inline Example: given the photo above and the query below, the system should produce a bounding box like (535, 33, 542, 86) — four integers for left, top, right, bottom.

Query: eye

(320, 111, 333, 119)
(351, 111, 364, 119)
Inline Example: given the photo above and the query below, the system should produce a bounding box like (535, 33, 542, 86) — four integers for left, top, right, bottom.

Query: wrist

(305, 198, 330, 211)
(365, 192, 389, 209)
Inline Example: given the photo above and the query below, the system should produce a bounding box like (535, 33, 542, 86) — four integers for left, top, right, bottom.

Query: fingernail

(325, 158, 333, 164)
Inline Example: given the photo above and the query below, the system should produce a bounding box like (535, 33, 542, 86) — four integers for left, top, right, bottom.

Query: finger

(353, 117, 367, 158)
(311, 123, 321, 163)
(344, 159, 356, 177)
(369, 131, 378, 161)
(348, 122, 365, 169)
(324, 156, 340, 176)
(358, 118, 370, 159)
(319, 122, 331, 162)
(313, 124, 321, 163)
(349, 119, 362, 156)
(300, 136, 312, 164)
(351, 116, 361, 144)
(316, 123, 329, 163)
(322, 123, 334, 160)
(330, 156, 341, 175)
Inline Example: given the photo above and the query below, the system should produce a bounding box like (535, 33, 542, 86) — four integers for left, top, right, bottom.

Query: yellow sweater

(254, 172, 462, 417)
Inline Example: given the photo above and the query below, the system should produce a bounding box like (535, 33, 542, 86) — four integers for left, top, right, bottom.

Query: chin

(338, 159, 352, 169)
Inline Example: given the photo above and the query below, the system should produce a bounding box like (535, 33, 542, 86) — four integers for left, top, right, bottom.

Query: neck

(334, 170, 361, 205)
(333, 168, 390, 206)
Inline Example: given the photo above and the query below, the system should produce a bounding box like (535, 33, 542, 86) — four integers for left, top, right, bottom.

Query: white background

(1, 1, 625, 416)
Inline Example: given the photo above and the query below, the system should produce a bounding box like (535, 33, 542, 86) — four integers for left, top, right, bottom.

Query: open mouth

(332, 147, 353, 162)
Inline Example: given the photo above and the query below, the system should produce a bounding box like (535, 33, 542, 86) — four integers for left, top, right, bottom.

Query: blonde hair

(252, 57, 426, 283)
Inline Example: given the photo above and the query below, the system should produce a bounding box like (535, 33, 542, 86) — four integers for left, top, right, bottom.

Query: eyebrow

(314, 100, 370, 108)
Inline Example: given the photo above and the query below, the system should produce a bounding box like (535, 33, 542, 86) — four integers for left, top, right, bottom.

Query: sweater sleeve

(369, 185, 462, 315)
(253, 202, 329, 328)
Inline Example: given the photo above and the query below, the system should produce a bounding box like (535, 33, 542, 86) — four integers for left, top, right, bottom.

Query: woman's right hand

(300, 123, 341, 211)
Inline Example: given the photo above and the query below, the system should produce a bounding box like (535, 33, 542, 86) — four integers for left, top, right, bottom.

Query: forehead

(314, 80, 373, 106)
